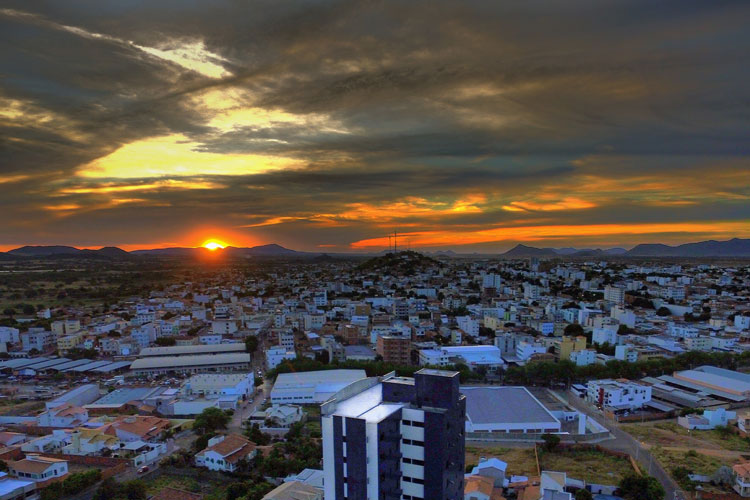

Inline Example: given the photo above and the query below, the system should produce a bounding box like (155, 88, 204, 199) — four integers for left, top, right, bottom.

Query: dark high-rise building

(322, 368, 465, 500)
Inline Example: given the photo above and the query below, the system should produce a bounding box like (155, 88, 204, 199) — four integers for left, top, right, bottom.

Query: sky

(1, 0, 749, 253)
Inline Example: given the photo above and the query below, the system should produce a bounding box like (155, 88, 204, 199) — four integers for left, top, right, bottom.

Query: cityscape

(2, 2, 749, 500)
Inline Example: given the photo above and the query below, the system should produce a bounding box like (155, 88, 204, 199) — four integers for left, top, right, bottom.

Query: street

(560, 391, 685, 500)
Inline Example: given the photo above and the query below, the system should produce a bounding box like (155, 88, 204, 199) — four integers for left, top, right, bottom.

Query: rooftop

(131, 352, 251, 370)
(462, 386, 559, 425)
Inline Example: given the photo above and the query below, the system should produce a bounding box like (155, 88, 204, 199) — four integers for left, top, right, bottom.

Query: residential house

(195, 434, 257, 472)
(261, 481, 322, 500)
(37, 404, 89, 428)
(7, 456, 68, 485)
(100, 416, 171, 442)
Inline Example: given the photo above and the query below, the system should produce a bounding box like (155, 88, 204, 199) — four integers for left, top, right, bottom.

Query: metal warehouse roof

(87, 387, 161, 407)
(0, 357, 49, 369)
(273, 369, 367, 389)
(23, 358, 71, 370)
(130, 352, 251, 369)
(92, 361, 132, 373)
(138, 343, 245, 357)
(658, 374, 746, 402)
(694, 365, 750, 384)
(50, 359, 94, 371)
(67, 360, 113, 372)
(462, 386, 559, 425)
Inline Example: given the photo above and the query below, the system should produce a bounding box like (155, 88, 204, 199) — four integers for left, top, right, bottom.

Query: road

(560, 391, 685, 500)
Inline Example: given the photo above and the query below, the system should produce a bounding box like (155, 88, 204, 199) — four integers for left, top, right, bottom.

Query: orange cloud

(350, 221, 750, 249)
(502, 197, 595, 212)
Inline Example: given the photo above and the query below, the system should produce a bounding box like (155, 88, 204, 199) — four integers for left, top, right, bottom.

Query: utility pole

(394, 230, 398, 252)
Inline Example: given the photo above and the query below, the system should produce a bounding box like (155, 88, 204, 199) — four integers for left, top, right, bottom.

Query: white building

(586, 379, 651, 410)
(195, 434, 257, 472)
(516, 341, 547, 361)
(8, 456, 68, 483)
(604, 286, 625, 305)
(271, 369, 366, 405)
(569, 349, 596, 366)
(266, 346, 296, 370)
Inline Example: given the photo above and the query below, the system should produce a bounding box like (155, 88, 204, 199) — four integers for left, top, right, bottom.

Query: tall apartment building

(322, 369, 466, 500)
(603, 285, 625, 305)
(376, 335, 411, 365)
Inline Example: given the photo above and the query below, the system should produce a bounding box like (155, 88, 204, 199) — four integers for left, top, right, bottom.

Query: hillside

(358, 250, 439, 275)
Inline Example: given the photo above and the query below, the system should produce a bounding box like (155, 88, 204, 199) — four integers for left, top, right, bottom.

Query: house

(733, 463, 750, 497)
(37, 404, 89, 428)
(21, 432, 70, 454)
(261, 481, 322, 500)
(283, 469, 324, 490)
(464, 475, 505, 500)
(63, 428, 120, 456)
(539, 471, 572, 500)
(737, 411, 750, 435)
(195, 434, 257, 472)
(0, 433, 26, 448)
(7, 456, 68, 485)
(677, 408, 736, 430)
(0, 471, 37, 500)
(100, 416, 171, 442)
(468, 458, 507, 487)
(249, 405, 304, 429)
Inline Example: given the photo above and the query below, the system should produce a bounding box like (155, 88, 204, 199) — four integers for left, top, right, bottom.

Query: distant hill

(502, 244, 558, 257)
(626, 238, 750, 257)
(8, 245, 81, 256)
(358, 250, 439, 275)
(7, 245, 131, 258)
(132, 243, 306, 257)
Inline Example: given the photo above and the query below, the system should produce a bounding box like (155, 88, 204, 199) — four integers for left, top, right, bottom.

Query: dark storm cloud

(0, 0, 749, 250)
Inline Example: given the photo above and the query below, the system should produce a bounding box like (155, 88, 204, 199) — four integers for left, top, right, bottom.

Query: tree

(541, 433, 560, 452)
(617, 473, 665, 500)
(656, 306, 671, 317)
(254, 376, 263, 387)
(575, 490, 593, 500)
(712, 465, 735, 488)
(245, 336, 259, 353)
(564, 324, 584, 336)
(155, 337, 176, 346)
(193, 407, 230, 435)
(22, 304, 35, 315)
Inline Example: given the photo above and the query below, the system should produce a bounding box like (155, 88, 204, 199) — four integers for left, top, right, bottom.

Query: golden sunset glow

(202, 240, 226, 250)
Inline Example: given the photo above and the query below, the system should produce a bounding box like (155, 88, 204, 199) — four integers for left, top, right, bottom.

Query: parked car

(137, 466, 149, 474)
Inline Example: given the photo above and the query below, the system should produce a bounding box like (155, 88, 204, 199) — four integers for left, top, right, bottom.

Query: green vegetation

(623, 421, 750, 451)
(41, 469, 102, 500)
(93, 478, 148, 500)
(618, 473, 665, 500)
(193, 407, 231, 435)
(539, 448, 635, 485)
(155, 337, 177, 346)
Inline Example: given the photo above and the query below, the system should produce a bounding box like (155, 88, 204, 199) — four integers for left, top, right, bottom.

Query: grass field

(623, 421, 750, 451)
(466, 444, 634, 484)
(649, 446, 727, 475)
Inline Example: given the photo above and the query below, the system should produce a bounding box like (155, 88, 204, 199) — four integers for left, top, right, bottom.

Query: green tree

(541, 433, 560, 452)
(656, 306, 671, 317)
(564, 323, 584, 336)
(193, 407, 230, 434)
(575, 490, 593, 500)
(245, 336, 259, 353)
(617, 473, 665, 500)
(155, 337, 176, 346)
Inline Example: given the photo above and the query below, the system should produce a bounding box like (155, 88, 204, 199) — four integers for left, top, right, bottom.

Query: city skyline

(1, 1, 749, 252)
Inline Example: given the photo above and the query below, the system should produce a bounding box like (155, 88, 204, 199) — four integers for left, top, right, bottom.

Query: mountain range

(1, 237, 750, 259)
(501, 238, 750, 258)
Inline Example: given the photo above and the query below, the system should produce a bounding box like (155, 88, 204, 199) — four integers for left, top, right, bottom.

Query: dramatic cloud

(0, 0, 748, 251)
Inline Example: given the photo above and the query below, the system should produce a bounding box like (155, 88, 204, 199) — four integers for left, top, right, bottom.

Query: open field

(466, 444, 634, 484)
(466, 445, 538, 477)
(622, 421, 750, 452)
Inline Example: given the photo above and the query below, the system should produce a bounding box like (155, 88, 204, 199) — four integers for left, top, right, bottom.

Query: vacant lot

(466, 444, 634, 484)
(623, 421, 749, 452)
(466, 445, 538, 477)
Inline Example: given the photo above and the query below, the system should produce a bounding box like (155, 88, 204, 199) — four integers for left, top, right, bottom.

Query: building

(419, 346, 505, 373)
(734, 463, 750, 497)
(376, 335, 411, 365)
(262, 481, 322, 500)
(195, 434, 257, 472)
(554, 336, 587, 361)
(603, 286, 625, 305)
(0, 472, 36, 500)
(182, 373, 253, 400)
(271, 369, 366, 405)
(463, 475, 503, 500)
(249, 405, 304, 429)
(45, 385, 100, 410)
(344, 345, 377, 362)
(37, 404, 89, 428)
(322, 369, 466, 500)
(586, 379, 651, 410)
(8, 456, 68, 484)
(462, 387, 561, 434)
(266, 346, 296, 370)
(56, 334, 83, 354)
(130, 353, 251, 375)
(672, 366, 750, 400)
(678, 408, 736, 430)
(138, 344, 246, 357)
(99, 415, 171, 442)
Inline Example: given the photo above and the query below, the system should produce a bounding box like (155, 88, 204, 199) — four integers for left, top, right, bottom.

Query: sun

(202, 239, 226, 251)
